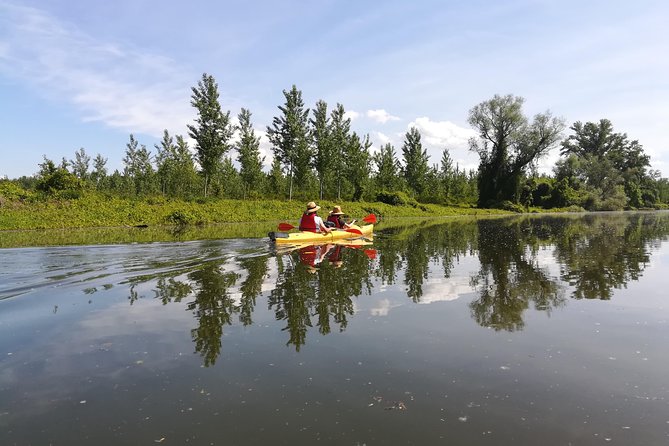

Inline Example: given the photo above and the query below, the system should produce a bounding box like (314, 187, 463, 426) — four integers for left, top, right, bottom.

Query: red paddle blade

(362, 214, 377, 224)
(278, 223, 295, 231)
(364, 249, 377, 260)
(345, 228, 363, 235)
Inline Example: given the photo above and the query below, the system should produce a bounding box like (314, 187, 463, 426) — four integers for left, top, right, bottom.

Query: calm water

(1, 213, 668, 445)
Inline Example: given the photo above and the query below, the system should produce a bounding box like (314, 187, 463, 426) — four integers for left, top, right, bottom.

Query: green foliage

(376, 190, 418, 207)
(266, 85, 312, 200)
(165, 210, 197, 226)
(188, 73, 234, 197)
(236, 108, 265, 197)
(0, 180, 36, 201)
(401, 127, 430, 196)
(468, 94, 565, 207)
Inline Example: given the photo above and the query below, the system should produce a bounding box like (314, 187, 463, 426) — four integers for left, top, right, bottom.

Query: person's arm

(318, 216, 331, 233)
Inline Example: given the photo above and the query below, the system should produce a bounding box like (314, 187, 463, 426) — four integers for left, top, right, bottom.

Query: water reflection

(3, 212, 668, 367)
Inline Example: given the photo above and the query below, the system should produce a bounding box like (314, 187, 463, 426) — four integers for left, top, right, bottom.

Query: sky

(1, 0, 668, 179)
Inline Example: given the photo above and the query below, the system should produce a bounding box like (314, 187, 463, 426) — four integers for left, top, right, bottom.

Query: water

(1, 212, 668, 445)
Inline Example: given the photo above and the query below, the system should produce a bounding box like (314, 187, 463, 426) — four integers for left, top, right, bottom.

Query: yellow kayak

(269, 224, 373, 244)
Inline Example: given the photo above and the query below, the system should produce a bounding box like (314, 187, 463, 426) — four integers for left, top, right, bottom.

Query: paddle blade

(278, 223, 295, 231)
(364, 249, 377, 260)
(345, 228, 363, 235)
(362, 213, 377, 224)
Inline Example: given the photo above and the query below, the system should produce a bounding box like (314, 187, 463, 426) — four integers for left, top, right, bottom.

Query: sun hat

(330, 205, 344, 215)
(306, 201, 320, 213)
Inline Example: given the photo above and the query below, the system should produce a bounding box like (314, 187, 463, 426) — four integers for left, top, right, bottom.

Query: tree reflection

(553, 213, 667, 299)
(469, 218, 565, 331)
(187, 263, 240, 367)
(120, 212, 669, 364)
(269, 243, 373, 350)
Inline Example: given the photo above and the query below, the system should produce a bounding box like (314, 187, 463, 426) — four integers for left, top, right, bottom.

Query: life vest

(299, 212, 319, 232)
(327, 214, 343, 229)
(298, 246, 318, 266)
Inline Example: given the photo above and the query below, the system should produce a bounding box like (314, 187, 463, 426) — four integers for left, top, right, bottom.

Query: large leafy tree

(188, 73, 233, 198)
(236, 108, 265, 197)
(559, 119, 653, 208)
(266, 85, 312, 200)
(401, 127, 430, 196)
(468, 94, 565, 207)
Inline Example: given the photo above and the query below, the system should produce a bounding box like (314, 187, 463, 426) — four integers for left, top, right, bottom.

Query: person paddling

(299, 201, 332, 233)
(326, 205, 355, 229)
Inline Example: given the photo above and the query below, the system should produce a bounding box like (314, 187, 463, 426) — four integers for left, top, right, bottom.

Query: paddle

(362, 213, 377, 224)
(277, 222, 362, 236)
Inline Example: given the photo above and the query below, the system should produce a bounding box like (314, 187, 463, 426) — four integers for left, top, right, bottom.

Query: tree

(155, 130, 178, 196)
(266, 85, 312, 200)
(401, 127, 430, 197)
(70, 148, 91, 181)
(123, 134, 155, 196)
(329, 103, 352, 200)
(91, 154, 107, 190)
(188, 73, 233, 198)
(439, 148, 454, 203)
(468, 94, 565, 207)
(266, 156, 286, 198)
(236, 108, 265, 198)
(35, 156, 82, 196)
(373, 143, 402, 191)
(310, 100, 332, 199)
(344, 132, 372, 201)
(559, 119, 653, 209)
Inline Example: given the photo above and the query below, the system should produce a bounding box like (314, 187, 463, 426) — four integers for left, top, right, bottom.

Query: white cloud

(0, 3, 195, 138)
(344, 110, 360, 121)
(407, 117, 479, 170)
(373, 131, 391, 146)
(408, 117, 476, 149)
(366, 109, 400, 124)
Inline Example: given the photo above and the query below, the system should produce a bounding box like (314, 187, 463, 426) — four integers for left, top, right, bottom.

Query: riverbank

(0, 194, 516, 231)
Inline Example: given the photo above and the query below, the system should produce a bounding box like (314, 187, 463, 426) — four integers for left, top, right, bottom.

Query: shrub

(166, 210, 195, 226)
(376, 190, 418, 207)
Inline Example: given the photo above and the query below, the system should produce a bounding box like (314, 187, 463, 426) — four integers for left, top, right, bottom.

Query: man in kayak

(299, 201, 332, 233)
(326, 205, 355, 229)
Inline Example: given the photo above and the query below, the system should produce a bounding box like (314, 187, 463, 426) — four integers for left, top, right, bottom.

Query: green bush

(165, 210, 195, 226)
(376, 190, 418, 207)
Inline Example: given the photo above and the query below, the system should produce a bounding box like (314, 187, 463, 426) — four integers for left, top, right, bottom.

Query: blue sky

(1, 0, 668, 179)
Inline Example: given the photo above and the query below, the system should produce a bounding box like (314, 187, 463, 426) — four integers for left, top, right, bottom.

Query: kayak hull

(269, 224, 373, 244)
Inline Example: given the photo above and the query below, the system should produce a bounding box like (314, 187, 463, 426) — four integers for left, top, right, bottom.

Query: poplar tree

(188, 73, 233, 197)
(91, 154, 107, 190)
(310, 100, 332, 199)
(266, 85, 311, 200)
(236, 108, 265, 197)
(70, 148, 90, 181)
(345, 132, 372, 201)
(374, 143, 402, 191)
(402, 127, 430, 196)
(329, 103, 351, 200)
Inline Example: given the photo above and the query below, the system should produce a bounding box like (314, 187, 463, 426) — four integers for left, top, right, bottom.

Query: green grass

(0, 193, 511, 231)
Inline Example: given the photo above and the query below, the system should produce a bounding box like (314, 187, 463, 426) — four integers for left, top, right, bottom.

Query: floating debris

(384, 401, 407, 411)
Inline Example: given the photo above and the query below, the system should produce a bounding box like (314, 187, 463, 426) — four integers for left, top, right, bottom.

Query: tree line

(4, 73, 668, 210)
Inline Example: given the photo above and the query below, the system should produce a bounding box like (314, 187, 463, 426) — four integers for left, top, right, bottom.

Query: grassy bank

(0, 194, 512, 230)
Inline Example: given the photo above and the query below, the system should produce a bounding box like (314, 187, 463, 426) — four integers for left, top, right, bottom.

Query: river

(1, 212, 668, 445)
